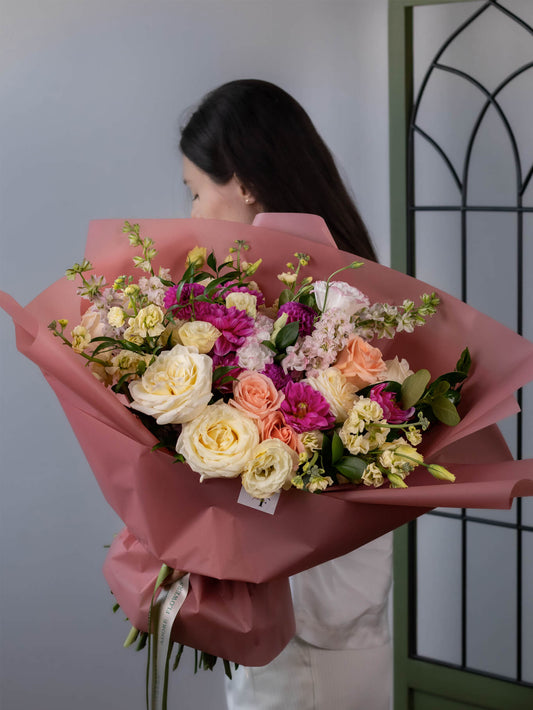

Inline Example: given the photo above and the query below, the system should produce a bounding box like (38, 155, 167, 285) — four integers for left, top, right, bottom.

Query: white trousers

(224, 636, 392, 710)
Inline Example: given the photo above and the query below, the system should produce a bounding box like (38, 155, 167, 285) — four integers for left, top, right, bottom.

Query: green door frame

(389, 1, 533, 708)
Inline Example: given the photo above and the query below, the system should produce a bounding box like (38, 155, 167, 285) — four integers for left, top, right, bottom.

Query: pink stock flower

(369, 383, 415, 424)
(280, 381, 335, 433)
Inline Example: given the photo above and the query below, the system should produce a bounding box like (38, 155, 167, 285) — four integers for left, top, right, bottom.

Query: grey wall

(0, 2, 390, 709)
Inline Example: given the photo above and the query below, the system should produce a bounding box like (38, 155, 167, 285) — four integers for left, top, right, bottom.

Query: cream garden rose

(225, 292, 257, 318)
(129, 344, 212, 424)
(241, 439, 299, 499)
(178, 320, 221, 354)
(176, 402, 259, 480)
(305, 367, 357, 422)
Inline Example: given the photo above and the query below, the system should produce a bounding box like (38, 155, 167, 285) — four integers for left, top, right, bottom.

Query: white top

(289, 532, 393, 649)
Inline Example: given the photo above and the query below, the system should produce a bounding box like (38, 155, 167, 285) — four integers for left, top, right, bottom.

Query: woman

(180, 79, 392, 710)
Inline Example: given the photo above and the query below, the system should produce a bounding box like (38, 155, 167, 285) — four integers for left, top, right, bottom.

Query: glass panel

(416, 514, 462, 664)
(415, 212, 462, 298)
(465, 212, 518, 331)
(414, 128, 462, 207)
(498, 412, 518, 460)
(523, 531, 533, 683)
(466, 104, 519, 207)
(466, 498, 517, 525)
(466, 522, 517, 678)
(523, 496, 533, 529)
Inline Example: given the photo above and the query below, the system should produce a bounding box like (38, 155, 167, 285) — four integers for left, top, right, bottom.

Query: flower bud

(427, 464, 456, 482)
(387, 473, 408, 489)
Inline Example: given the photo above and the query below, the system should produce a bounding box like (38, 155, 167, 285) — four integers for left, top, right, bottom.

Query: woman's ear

(233, 175, 257, 205)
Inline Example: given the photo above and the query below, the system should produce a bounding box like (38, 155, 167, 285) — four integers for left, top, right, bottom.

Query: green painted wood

(406, 658, 533, 710)
(388, 1, 533, 709)
(412, 690, 485, 710)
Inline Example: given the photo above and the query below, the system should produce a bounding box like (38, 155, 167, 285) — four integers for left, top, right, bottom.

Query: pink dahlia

(278, 302, 317, 337)
(195, 302, 254, 356)
(280, 381, 335, 433)
(261, 363, 293, 390)
(369, 383, 415, 424)
(163, 282, 206, 318)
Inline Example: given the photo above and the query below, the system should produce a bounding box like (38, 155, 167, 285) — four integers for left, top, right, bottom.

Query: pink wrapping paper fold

(2, 217, 533, 642)
(103, 528, 295, 666)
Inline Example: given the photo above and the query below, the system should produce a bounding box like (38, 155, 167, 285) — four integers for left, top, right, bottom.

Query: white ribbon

(151, 573, 190, 710)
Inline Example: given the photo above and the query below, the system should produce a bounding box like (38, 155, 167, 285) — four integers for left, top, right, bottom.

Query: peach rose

(231, 371, 284, 419)
(335, 335, 387, 390)
(258, 410, 304, 454)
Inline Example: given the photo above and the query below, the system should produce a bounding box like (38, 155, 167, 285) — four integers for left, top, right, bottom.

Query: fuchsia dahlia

(280, 381, 335, 433)
(369, 383, 414, 424)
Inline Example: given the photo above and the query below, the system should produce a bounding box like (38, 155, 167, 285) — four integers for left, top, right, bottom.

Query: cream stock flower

(71, 325, 91, 353)
(339, 397, 389, 455)
(176, 402, 259, 480)
(378, 441, 423, 476)
(111, 351, 153, 376)
(124, 304, 165, 344)
(298, 430, 324, 456)
(241, 439, 299, 499)
(307, 474, 334, 493)
(128, 344, 212, 425)
(277, 272, 297, 286)
(305, 367, 357, 422)
(107, 307, 126, 328)
(362, 463, 384, 488)
(178, 321, 221, 354)
(225, 292, 257, 318)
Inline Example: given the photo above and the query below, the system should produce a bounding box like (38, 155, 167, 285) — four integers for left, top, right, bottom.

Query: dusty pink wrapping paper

(2, 216, 533, 663)
(103, 528, 295, 666)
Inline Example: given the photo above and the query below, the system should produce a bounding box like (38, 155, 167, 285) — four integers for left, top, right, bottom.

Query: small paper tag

(237, 486, 280, 514)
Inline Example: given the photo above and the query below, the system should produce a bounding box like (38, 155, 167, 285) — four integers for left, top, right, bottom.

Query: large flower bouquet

(50, 220, 466, 502)
(2, 215, 533, 702)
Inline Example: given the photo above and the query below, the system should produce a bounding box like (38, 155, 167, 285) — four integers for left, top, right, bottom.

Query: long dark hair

(180, 79, 377, 261)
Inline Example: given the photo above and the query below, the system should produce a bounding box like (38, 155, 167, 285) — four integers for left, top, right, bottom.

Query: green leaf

(275, 321, 300, 351)
(334, 456, 366, 483)
(278, 289, 293, 308)
(261, 339, 277, 353)
(401, 369, 431, 408)
(207, 252, 217, 271)
(203, 270, 241, 295)
(331, 431, 344, 464)
(431, 396, 460, 426)
(430, 371, 467, 390)
(455, 347, 472, 375)
(172, 644, 185, 672)
(321, 433, 332, 469)
(428, 380, 450, 398)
